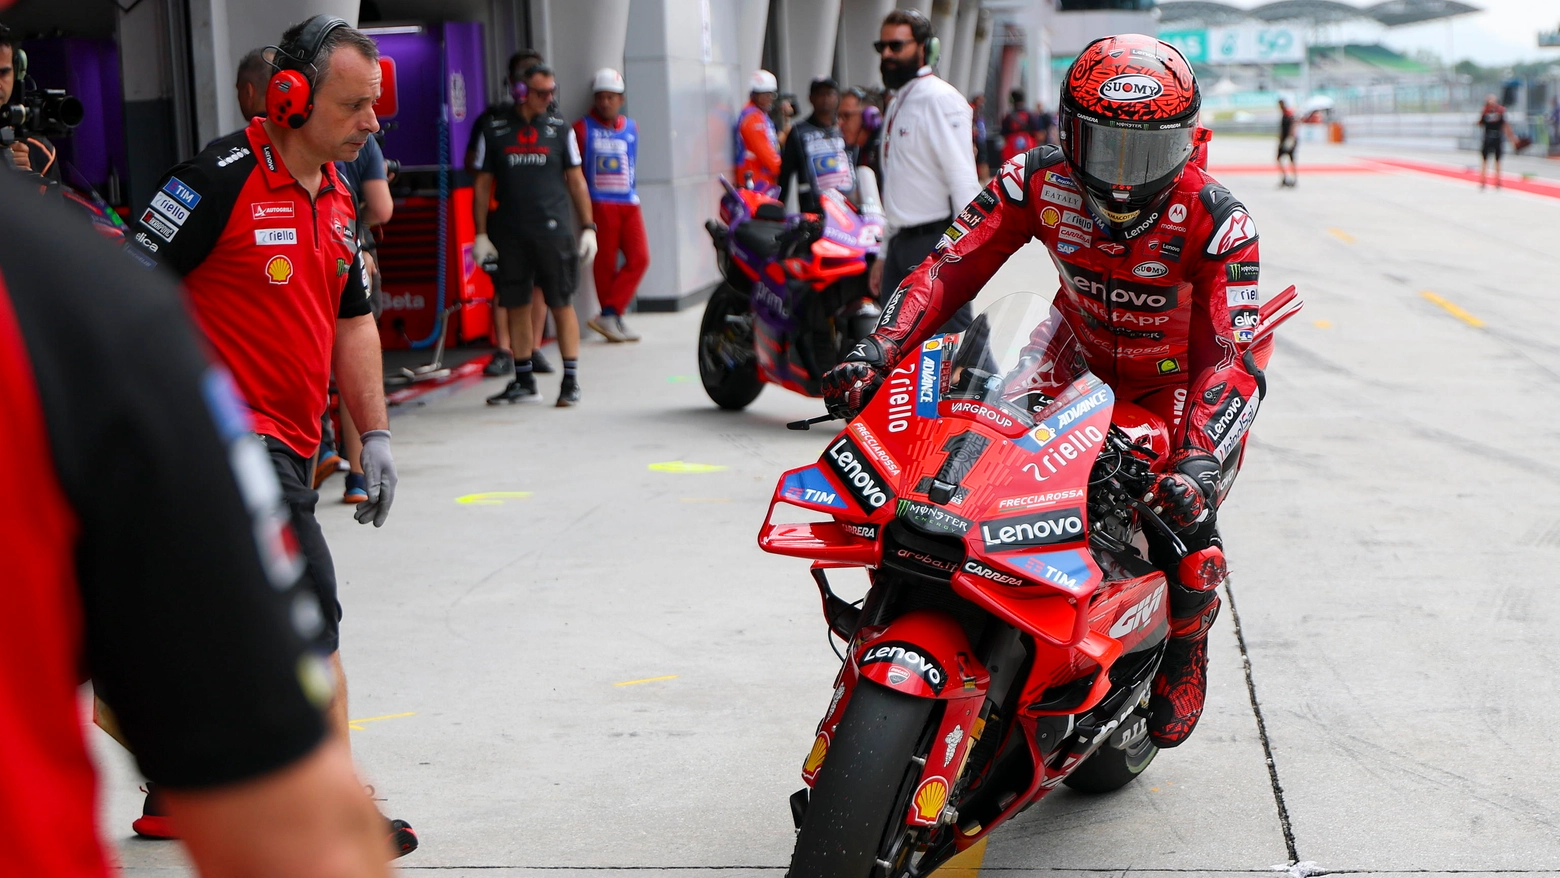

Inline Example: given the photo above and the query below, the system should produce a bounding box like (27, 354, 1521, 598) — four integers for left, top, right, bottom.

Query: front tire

(1062, 714, 1157, 794)
(789, 680, 937, 878)
(698, 283, 764, 410)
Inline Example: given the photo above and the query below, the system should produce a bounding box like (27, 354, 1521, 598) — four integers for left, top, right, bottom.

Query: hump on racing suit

(871, 144, 1265, 501)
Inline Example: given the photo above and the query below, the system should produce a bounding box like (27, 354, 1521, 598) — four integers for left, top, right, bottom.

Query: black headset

(265, 15, 351, 129)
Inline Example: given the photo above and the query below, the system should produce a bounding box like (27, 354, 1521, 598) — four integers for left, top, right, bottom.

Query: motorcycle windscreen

(939, 291, 1092, 424)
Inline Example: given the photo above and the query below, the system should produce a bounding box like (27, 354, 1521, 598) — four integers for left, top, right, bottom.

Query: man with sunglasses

(474, 64, 597, 407)
(870, 8, 980, 334)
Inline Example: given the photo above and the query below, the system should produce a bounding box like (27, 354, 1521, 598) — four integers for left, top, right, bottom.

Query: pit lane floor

(102, 135, 1560, 877)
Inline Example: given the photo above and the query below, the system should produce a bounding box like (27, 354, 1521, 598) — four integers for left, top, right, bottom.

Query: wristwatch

(582, 222, 598, 231)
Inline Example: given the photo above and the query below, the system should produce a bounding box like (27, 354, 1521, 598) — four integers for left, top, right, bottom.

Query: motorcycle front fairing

(760, 293, 1181, 840)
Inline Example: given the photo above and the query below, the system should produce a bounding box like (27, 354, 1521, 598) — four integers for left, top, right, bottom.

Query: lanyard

(882, 71, 930, 164)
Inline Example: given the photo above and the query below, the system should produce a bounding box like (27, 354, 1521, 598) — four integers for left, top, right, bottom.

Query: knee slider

(1178, 545, 1228, 593)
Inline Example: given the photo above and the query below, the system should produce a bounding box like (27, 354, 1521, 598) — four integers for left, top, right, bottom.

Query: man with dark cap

(777, 76, 856, 215)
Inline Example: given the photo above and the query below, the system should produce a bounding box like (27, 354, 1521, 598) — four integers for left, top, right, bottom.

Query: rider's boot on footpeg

(1148, 544, 1227, 748)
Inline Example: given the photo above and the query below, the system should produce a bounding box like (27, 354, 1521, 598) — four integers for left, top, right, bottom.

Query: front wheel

(1062, 712, 1157, 794)
(698, 283, 764, 410)
(789, 680, 937, 878)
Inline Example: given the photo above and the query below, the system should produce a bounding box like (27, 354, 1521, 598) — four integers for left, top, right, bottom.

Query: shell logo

(265, 255, 293, 285)
(912, 777, 949, 822)
(1040, 206, 1061, 228)
(802, 733, 829, 776)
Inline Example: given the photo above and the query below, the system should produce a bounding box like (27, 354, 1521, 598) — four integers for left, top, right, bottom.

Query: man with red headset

(824, 34, 1269, 750)
(125, 16, 414, 856)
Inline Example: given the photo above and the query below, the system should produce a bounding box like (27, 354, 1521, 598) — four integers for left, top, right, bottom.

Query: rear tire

(788, 680, 937, 878)
(1062, 715, 1157, 794)
(698, 284, 764, 410)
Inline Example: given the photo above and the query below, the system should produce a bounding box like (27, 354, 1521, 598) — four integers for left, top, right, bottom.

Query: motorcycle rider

(821, 34, 1264, 748)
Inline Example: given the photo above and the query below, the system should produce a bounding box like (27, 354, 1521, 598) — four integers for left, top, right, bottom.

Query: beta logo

(1108, 585, 1166, 637)
(265, 255, 293, 285)
(860, 640, 946, 693)
(1098, 74, 1164, 103)
(979, 507, 1085, 551)
(385, 293, 427, 311)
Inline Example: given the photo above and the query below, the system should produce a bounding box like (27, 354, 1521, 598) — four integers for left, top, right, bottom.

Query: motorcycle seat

(734, 219, 787, 259)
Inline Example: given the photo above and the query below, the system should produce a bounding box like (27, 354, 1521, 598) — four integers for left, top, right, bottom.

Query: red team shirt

(127, 118, 371, 456)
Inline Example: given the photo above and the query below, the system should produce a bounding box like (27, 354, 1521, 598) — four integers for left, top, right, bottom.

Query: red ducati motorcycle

(759, 288, 1300, 877)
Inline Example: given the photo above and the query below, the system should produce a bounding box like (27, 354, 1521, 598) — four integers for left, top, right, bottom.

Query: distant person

(735, 70, 781, 189)
(474, 64, 597, 407)
(575, 67, 648, 343)
(467, 49, 553, 378)
(1277, 97, 1297, 188)
(970, 93, 989, 180)
(999, 89, 1040, 161)
(839, 86, 882, 182)
(335, 131, 394, 503)
(1478, 94, 1514, 190)
(1035, 101, 1056, 146)
(778, 76, 855, 214)
(872, 8, 980, 332)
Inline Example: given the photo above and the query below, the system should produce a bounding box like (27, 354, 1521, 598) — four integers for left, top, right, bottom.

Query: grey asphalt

(100, 135, 1560, 877)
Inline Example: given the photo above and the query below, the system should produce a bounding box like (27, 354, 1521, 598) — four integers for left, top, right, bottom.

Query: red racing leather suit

(873, 145, 1265, 498)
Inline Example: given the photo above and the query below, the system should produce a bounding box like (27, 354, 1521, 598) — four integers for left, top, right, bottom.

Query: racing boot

(132, 782, 177, 839)
(486, 372, 539, 405)
(388, 816, 418, 858)
(1147, 545, 1227, 748)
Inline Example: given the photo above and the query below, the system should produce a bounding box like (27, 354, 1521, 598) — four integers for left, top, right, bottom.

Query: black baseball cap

(809, 76, 840, 95)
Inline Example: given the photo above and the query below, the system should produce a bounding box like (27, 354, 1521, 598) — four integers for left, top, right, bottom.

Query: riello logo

(1098, 74, 1164, 103)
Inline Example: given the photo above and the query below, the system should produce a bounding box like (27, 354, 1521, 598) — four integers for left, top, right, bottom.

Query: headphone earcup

(14, 49, 26, 84)
(926, 36, 941, 69)
(267, 69, 313, 129)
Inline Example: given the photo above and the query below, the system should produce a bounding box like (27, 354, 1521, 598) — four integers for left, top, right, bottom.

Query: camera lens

(54, 96, 85, 129)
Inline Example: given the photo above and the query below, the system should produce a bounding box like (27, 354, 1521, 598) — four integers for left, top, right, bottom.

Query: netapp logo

(963, 560, 1024, 586)
(823, 436, 894, 510)
(979, 507, 1084, 551)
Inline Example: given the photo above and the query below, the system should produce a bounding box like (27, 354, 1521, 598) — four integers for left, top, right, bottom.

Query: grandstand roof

(1156, 0, 1480, 26)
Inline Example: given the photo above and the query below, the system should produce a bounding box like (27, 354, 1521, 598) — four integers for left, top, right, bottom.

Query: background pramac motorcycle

(698, 171, 886, 410)
(758, 288, 1301, 877)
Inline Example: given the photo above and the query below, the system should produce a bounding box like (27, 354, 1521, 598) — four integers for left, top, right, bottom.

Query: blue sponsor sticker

(780, 466, 849, 510)
(915, 338, 944, 418)
(1008, 549, 1095, 593)
(201, 367, 252, 441)
(1014, 380, 1113, 453)
(1056, 241, 1079, 254)
(162, 176, 202, 210)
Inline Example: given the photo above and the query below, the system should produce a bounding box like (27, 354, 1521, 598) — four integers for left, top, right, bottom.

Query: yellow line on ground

(939, 838, 988, 877)
(456, 491, 533, 505)
(1327, 227, 1355, 244)
(347, 711, 416, 731)
(1313, 320, 1332, 329)
(613, 675, 679, 687)
(1421, 291, 1485, 328)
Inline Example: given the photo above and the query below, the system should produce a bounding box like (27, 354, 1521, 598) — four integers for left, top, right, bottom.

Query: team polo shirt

(478, 106, 582, 236)
(574, 112, 639, 205)
(127, 118, 371, 457)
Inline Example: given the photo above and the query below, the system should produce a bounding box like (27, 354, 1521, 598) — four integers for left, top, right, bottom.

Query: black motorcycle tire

(698, 283, 764, 410)
(1062, 719, 1157, 794)
(788, 680, 937, 878)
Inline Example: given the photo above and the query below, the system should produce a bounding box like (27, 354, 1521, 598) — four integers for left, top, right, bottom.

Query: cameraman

(0, 26, 60, 184)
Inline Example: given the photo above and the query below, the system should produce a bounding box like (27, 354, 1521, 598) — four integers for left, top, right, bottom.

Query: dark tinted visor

(1077, 121, 1194, 189)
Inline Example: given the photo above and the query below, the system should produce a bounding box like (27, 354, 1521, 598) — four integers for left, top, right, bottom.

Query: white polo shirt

(880, 67, 981, 236)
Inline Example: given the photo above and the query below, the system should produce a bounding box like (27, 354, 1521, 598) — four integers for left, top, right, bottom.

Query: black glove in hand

(1145, 452, 1221, 532)
(821, 335, 894, 421)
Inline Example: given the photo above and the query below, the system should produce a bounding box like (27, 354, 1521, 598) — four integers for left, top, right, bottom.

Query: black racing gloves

(1146, 451, 1221, 532)
(821, 335, 898, 421)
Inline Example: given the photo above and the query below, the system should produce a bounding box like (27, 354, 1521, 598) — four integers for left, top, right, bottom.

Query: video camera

(0, 87, 83, 142)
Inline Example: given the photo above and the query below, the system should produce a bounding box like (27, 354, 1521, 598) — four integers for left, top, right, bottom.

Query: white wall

(780, 0, 843, 97)
(839, 0, 895, 89)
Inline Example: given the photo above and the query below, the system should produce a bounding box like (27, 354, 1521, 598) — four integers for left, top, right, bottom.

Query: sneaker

(588, 314, 627, 342)
(483, 349, 514, 376)
(343, 472, 368, 504)
(132, 783, 177, 839)
(612, 315, 641, 342)
(313, 449, 344, 489)
(530, 350, 554, 373)
(556, 375, 581, 407)
(388, 817, 418, 858)
(486, 374, 540, 405)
